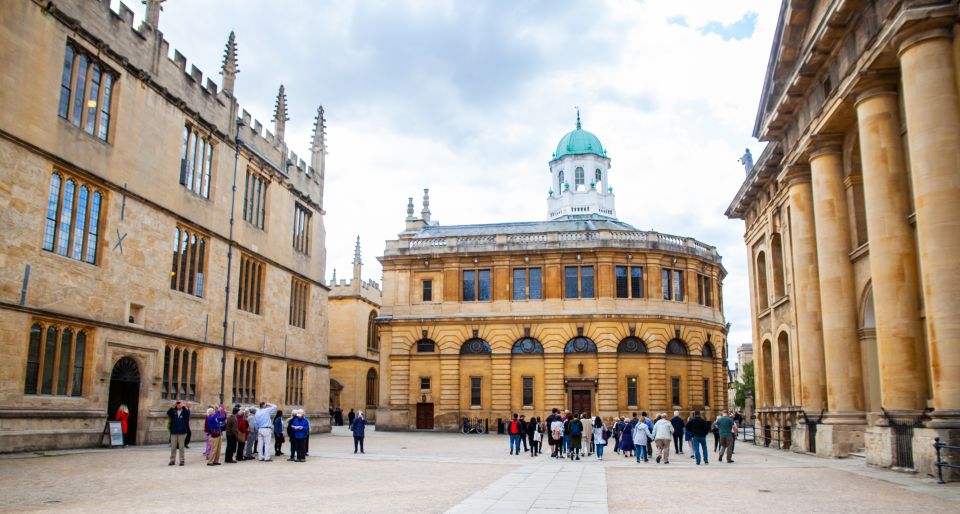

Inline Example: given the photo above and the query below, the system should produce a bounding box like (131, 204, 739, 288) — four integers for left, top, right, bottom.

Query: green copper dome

(553, 113, 607, 160)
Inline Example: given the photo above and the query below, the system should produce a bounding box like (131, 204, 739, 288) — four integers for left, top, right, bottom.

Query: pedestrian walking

(632, 414, 653, 462)
(273, 410, 285, 456)
(653, 413, 675, 464)
(686, 410, 711, 465)
(716, 410, 737, 463)
(670, 410, 685, 454)
(580, 414, 593, 456)
(612, 417, 623, 454)
(351, 410, 367, 453)
(592, 416, 607, 461)
(711, 415, 721, 453)
(166, 400, 190, 466)
(619, 416, 635, 457)
(290, 409, 310, 462)
(565, 413, 583, 460)
(527, 416, 539, 457)
(224, 406, 240, 464)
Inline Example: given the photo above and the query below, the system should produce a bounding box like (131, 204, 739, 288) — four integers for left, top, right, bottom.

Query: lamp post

(220, 119, 243, 404)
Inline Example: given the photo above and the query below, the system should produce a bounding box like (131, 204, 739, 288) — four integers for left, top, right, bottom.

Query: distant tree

(734, 361, 755, 409)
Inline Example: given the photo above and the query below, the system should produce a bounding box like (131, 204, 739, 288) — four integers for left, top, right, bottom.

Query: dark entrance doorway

(107, 357, 141, 445)
(416, 403, 434, 430)
(571, 390, 592, 417)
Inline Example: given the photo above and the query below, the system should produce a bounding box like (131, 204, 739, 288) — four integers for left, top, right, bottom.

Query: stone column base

(815, 423, 865, 458)
(913, 426, 960, 482)
(792, 423, 813, 454)
(374, 407, 410, 431)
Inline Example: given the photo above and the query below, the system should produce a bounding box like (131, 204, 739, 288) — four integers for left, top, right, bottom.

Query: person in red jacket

(115, 404, 129, 446)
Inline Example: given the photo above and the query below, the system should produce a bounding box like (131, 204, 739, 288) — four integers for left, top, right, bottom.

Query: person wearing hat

(351, 410, 367, 454)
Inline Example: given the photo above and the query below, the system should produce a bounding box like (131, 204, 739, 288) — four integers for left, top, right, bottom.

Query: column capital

(778, 163, 812, 187)
(894, 19, 954, 58)
(852, 72, 900, 108)
(806, 134, 844, 160)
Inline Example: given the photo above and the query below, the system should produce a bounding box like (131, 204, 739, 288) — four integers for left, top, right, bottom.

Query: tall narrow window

(179, 124, 214, 199)
(565, 266, 579, 299)
(170, 227, 207, 297)
(42, 173, 103, 264)
(558, 170, 565, 190)
(631, 267, 643, 298)
(662, 268, 684, 301)
(671, 377, 681, 406)
(367, 311, 379, 351)
(595, 168, 602, 184)
(566, 266, 594, 299)
(292, 203, 312, 254)
(703, 379, 711, 407)
(162, 346, 171, 399)
(513, 268, 527, 301)
(615, 266, 628, 298)
(56, 329, 73, 396)
(470, 376, 482, 406)
(41, 326, 58, 394)
(289, 277, 309, 328)
(58, 43, 116, 141)
(72, 331, 85, 396)
(626, 376, 638, 406)
(478, 270, 491, 301)
(366, 369, 378, 407)
(242, 169, 268, 229)
(529, 268, 542, 300)
(522, 377, 534, 406)
(575, 166, 584, 187)
(463, 270, 476, 301)
(422, 280, 433, 302)
(232, 356, 259, 404)
(697, 274, 713, 307)
(24, 324, 42, 394)
(580, 266, 594, 298)
(238, 254, 265, 314)
(286, 365, 305, 405)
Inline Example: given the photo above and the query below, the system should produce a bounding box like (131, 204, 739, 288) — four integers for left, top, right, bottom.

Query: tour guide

(254, 402, 278, 461)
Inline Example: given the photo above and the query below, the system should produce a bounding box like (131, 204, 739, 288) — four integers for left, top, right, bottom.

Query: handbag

(534, 431, 542, 442)
(277, 434, 285, 443)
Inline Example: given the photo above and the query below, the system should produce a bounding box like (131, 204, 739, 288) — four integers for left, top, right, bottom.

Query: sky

(127, 0, 780, 357)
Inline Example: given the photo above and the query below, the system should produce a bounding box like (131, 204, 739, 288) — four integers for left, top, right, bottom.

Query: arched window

(558, 170, 565, 190)
(24, 324, 43, 394)
(460, 338, 492, 355)
(595, 168, 602, 184)
(416, 338, 436, 353)
(512, 337, 544, 354)
(755, 251, 769, 310)
(761, 339, 774, 406)
(777, 332, 792, 405)
(366, 311, 379, 351)
(575, 167, 585, 187)
(702, 343, 714, 358)
(617, 337, 647, 353)
(666, 338, 687, 355)
(564, 336, 597, 353)
(771, 234, 786, 299)
(366, 368, 378, 408)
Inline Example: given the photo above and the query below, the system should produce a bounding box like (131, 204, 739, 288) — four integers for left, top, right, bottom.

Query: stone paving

(0, 427, 957, 513)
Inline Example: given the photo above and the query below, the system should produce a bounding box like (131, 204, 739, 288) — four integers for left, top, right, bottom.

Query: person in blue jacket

(351, 411, 367, 454)
(166, 400, 190, 466)
(290, 409, 310, 462)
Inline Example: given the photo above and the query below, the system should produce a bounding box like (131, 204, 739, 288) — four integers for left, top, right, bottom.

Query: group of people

(163, 400, 370, 466)
(328, 407, 359, 427)
(506, 408, 742, 466)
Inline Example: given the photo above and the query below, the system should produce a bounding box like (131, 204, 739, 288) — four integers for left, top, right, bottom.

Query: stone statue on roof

(739, 148, 754, 174)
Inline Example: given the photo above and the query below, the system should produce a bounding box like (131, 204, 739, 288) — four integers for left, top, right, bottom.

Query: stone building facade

(328, 238, 382, 422)
(0, 0, 330, 451)
(726, 0, 960, 479)
(377, 120, 728, 431)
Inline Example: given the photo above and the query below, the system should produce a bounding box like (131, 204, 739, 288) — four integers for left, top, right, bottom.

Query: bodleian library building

(375, 115, 729, 432)
(726, 0, 960, 480)
(0, 0, 342, 450)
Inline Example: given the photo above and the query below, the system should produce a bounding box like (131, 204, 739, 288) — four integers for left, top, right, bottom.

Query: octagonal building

(376, 117, 728, 431)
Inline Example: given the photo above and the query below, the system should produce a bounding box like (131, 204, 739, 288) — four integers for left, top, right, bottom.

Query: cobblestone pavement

(1, 428, 957, 513)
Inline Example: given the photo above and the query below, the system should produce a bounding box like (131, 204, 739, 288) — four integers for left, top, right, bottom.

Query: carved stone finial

(353, 236, 362, 266)
(332, 268, 337, 283)
(142, 0, 165, 28)
(406, 197, 415, 221)
(273, 84, 289, 143)
(220, 31, 239, 95)
(421, 188, 431, 223)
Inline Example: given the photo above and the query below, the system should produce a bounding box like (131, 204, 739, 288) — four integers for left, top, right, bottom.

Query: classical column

(782, 165, 827, 412)
(854, 87, 927, 413)
(808, 145, 865, 421)
(898, 26, 960, 421)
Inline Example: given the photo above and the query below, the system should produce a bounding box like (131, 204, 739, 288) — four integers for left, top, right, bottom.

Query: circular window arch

(512, 337, 544, 354)
(564, 336, 597, 353)
(666, 338, 688, 355)
(460, 338, 492, 355)
(617, 336, 647, 353)
(702, 343, 714, 358)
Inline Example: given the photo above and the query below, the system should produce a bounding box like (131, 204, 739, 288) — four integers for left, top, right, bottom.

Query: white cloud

(151, 0, 779, 357)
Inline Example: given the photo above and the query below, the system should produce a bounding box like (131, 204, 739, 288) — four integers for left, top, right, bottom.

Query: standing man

(670, 411, 685, 455)
(652, 413, 675, 464)
(519, 415, 529, 453)
(243, 407, 257, 460)
(254, 402, 278, 461)
(351, 410, 367, 453)
(224, 406, 240, 464)
(716, 410, 737, 463)
(166, 401, 190, 466)
(686, 410, 711, 465)
(348, 408, 356, 427)
(508, 413, 522, 455)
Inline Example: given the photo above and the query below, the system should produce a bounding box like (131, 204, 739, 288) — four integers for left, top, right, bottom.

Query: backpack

(551, 421, 562, 440)
(509, 420, 520, 435)
(570, 420, 582, 437)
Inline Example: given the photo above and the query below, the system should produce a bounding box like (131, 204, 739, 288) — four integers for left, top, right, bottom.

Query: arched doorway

(777, 332, 792, 406)
(107, 357, 141, 445)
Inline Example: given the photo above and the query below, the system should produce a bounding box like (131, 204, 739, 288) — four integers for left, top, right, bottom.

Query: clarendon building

(726, 0, 960, 480)
(376, 116, 729, 431)
(0, 0, 334, 451)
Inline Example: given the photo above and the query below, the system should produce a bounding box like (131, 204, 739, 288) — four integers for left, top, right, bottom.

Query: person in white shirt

(652, 413, 675, 464)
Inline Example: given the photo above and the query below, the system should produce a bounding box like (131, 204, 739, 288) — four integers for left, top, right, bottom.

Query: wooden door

(416, 403, 434, 429)
(571, 390, 591, 417)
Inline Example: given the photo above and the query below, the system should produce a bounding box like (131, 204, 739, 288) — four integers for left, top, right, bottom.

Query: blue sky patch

(700, 11, 758, 41)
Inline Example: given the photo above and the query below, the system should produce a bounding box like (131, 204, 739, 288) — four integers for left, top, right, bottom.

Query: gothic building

(0, 0, 330, 450)
(726, 0, 960, 480)
(376, 117, 729, 431)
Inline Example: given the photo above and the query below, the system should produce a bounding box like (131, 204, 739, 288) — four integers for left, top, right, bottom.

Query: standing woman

(619, 417, 635, 458)
(351, 410, 367, 454)
(592, 415, 606, 461)
(291, 409, 310, 462)
(115, 404, 129, 446)
(235, 408, 248, 461)
(273, 410, 285, 457)
(612, 417, 622, 454)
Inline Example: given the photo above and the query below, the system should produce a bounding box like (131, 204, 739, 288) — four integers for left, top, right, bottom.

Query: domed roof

(553, 113, 607, 160)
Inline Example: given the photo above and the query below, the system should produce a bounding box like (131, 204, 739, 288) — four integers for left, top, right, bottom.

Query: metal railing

(933, 437, 959, 484)
(461, 417, 488, 434)
(755, 424, 792, 450)
(739, 423, 755, 442)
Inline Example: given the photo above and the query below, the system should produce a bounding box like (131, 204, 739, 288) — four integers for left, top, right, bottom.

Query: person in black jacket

(670, 411, 685, 454)
(526, 416, 538, 456)
(166, 401, 190, 466)
(686, 410, 712, 465)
